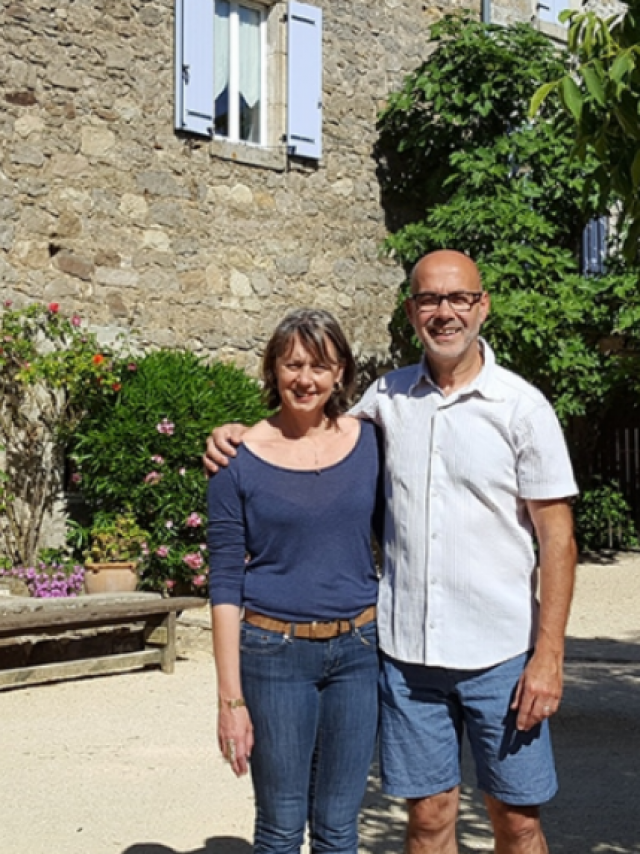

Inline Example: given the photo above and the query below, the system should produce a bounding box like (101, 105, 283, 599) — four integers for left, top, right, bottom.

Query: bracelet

(218, 696, 246, 709)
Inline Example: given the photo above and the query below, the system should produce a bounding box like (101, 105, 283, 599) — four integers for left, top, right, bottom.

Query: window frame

(175, 0, 322, 168)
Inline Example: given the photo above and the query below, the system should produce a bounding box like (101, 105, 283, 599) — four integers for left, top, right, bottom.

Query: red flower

(112, 382, 122, 392)
(92, 354, 105, 365)
(48, 302, 60, 313)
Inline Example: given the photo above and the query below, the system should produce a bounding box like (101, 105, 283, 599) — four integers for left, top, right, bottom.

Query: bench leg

(159, 611, 177, 674)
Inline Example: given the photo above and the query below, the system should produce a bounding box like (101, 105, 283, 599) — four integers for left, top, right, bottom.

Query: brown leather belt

(243, 605, 376, 640)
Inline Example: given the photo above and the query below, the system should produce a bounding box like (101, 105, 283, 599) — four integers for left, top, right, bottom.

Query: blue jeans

(240, 619, 379, 854)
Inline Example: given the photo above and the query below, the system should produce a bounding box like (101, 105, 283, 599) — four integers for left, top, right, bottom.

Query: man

(205, 250, 578, 853)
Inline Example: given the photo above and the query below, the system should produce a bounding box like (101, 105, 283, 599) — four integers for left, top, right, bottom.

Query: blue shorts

(379, 651, 558, 805)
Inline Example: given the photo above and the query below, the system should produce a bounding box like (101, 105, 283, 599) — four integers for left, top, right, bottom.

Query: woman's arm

(207, 462, 253, 776)
(211, 603, 254, 777)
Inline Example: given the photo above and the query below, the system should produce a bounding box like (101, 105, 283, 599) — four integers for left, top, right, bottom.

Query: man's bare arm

(511, 498, 577, 731)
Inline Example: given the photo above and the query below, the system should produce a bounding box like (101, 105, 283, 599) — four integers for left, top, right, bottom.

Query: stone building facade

(1, 0, 583, 375)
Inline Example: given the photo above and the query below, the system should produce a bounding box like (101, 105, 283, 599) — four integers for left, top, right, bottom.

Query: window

(536, 0, 569, 27)
(214, 2, 265, 145)
(174, 0, 322, 161)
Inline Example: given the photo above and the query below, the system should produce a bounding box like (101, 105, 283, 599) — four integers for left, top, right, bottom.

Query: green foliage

(531, 1, 640, 260)
(573, 480, 639, 552)
(0, 301, 127, 566)
(70, 349, 269, 594)
(84, 513, 150, 564)
(377, 14, 640, 424)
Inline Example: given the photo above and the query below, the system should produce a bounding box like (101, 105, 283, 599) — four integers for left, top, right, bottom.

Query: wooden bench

(0, 593, 206, 690)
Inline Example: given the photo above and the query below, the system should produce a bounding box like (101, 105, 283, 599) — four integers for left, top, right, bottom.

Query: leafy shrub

(574, 480, 639, 553)
(70, 349, 269, 594)
(0, 301, 127, 566)
(84, 512, 150, 564)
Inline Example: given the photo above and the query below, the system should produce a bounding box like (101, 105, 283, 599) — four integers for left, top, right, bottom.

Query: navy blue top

(207, 420, 382, 621)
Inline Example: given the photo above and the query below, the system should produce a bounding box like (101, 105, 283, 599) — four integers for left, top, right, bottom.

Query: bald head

(410, 251, 482, 294)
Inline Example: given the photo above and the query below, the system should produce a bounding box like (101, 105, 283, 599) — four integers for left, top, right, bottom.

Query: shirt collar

(408, 338, 504, 402)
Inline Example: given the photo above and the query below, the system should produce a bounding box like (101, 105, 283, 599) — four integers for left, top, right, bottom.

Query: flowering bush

(70, 349, 269, 595)
(0, 554, 85, 598)
(0, 301, 128, 567)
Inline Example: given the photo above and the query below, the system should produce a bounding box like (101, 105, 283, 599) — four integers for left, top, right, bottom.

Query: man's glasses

(409, 291, 484, 313)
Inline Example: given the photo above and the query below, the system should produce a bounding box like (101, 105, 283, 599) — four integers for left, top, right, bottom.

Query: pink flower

(127, 363, 138, 372)
(141, 542, 149, 556)
(178, 467, 186, 476)
(199, 543, 207, 551)
(186, 512, 202, 528)
(47, 302, 60, 313)
(156, 546, 170, 558)
(183, 552, 204, 571)
(71, 473, 82, 484)
(165, 520, 174, 529)
(165, 579, 176, 591)
(4, 300, 12, 308)
(71, 314, 82, 327)
(151, 455, 165, 465)
(144, 471, 162, 485)
(156, 418, 175, 436)
(193, 574, 207, 587)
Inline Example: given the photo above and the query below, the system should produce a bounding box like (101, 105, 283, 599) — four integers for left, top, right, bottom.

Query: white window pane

(214, 1, 230, 137)
(238, 5, 261, 143)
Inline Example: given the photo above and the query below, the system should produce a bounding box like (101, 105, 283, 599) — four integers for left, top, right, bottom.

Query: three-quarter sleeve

(207, 464, 247, 606)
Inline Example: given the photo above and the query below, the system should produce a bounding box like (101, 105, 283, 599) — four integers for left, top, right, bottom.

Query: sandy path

(0, 557, 638, 854)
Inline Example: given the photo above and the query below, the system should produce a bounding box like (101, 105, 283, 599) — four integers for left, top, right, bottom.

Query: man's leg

(406, 788, 459, 854)
(484, 797, 549, 854)
(458, 653, 557, 854)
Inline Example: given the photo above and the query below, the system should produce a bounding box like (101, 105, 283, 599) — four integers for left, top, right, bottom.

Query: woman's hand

(217, 704, 254, 777)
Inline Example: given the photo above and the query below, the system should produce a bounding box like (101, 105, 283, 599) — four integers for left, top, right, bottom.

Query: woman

(207, 308, 382, 854)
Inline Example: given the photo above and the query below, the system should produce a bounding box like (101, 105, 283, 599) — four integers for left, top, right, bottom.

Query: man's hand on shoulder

(203, 423, 249, 475)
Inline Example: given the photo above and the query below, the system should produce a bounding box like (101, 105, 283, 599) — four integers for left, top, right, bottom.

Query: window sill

(209, 138, 287, 172)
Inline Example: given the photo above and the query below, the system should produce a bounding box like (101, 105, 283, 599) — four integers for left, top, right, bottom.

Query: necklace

(306, 434, 322, 475)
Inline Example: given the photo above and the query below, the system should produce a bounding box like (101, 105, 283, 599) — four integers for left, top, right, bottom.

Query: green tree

(377, 14, 640, 438)
(530, 1, 640, 259)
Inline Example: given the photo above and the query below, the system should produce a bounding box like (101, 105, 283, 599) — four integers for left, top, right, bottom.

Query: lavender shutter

(582, 216, 607, 275)
(175, 0, 215, 137)
(287, 2, 322, 160)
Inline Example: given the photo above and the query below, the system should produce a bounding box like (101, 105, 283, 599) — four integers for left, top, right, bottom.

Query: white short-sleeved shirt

(351, 340, 578, 669)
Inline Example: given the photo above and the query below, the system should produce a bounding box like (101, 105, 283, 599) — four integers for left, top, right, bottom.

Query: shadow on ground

(123, 839, 251, 854)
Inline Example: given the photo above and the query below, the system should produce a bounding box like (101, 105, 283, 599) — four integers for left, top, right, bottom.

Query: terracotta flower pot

(84, 562, 139, 594)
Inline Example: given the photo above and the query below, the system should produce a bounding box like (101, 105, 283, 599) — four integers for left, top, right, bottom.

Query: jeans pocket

(241, 622, 289, 656)
(356, 619, 378, 648)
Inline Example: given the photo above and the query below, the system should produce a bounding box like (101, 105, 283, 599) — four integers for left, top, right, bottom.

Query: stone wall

(1, 0, 621, 375)
(0, 0, 472, 375)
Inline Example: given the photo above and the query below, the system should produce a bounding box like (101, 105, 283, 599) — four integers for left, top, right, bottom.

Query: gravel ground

(0, 556, 639, 854)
